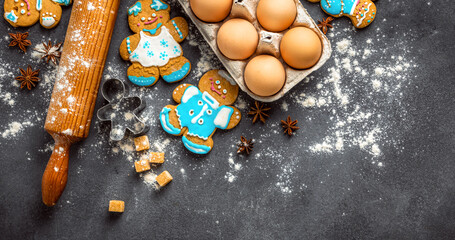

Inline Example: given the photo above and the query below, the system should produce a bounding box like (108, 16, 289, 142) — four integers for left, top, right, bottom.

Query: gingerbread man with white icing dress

(119, 0, 191, 87)
(4, 0, 72, 29)
(308, 0, 377, 28)
(160, 70, 242, 154)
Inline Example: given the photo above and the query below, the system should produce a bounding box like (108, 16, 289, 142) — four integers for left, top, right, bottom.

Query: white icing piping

(356, 3, 372, 27)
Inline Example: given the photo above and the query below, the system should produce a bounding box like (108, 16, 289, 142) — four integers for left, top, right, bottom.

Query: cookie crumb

(134, 135, 150, 151)
(156, 171, 173, 187)
(109, 200, 125, 213)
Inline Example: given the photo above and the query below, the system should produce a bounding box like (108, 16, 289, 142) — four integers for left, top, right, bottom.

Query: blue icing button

(128, 75, 158, 86)
(163, 62, 190, 83)
(160, 107, 182, 135)
(182, 135, 211, 154)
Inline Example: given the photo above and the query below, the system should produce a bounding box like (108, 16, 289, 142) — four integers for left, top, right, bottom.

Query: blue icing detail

(172, 20, 183, 39)
(159, 51, 168, 60)
(163, 62, 190, 83)
(160, 39, 168, 47)
(52, 0, 71, 6)
(37, 0, 43, 11)
(151, 0, 169, 11)
(128, 2, 142, 16)
(160, 107, 182, 135)
(143, 41, 150, 49)
(182, 136, 211, 154)
(321, 0, 358, 15)
(147, 50, 154, 57)
(173, 46, 181, 54)
(175, 87, 232, 139)
(5, 11, 18, 23)
(131, 52, 139, 59)
(143, 23, 162, 35)
(128, 75, 158, 86)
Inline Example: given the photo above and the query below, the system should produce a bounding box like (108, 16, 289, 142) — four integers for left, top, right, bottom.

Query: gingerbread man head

(198, 70, 239, 107)
(127, 0, 171, 34)
(4, 0, 72, 29)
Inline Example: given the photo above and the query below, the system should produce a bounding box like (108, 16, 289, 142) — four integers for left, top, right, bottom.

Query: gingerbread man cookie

(308, 0, 377, 28)
(160, 70, 242, 154)
(119, 0, 191, 87)
(4, 0, 72, 29)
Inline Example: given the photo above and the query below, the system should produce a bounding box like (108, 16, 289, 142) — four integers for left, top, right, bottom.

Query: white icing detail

(181, 86, 199, 103)
(191, 104, 208, 124)
(184, 141, 206, 153)
(42, 16, 56, 27)
(36, 0, 43, 11)
(218, 70, 237, 86)
(187, 132, 208, 140)
(129, 27, 182, 67)
(21, 9, 25, 14)
(202, 92, 220, 109)
(161, 113, 173, 132)
(356, 3, 372, 27)
(214, 107, 233, 129)
(4, 10, 18, 23)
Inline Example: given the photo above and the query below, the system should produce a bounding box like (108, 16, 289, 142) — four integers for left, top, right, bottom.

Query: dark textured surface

(0, 0, 454, 239)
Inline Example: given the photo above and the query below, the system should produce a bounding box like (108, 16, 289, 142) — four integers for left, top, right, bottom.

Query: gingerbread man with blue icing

(160, 70, 242, 154)
(4, 0, 72, 29)
(119, 0, 191, 87)
(309, 0, 377, 28)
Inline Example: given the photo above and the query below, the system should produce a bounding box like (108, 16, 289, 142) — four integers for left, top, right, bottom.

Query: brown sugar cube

(156, 171, 173, 187)
(109, 200, 125, 213)
(134, 135, 150, 152)
(149, 152, 165, 164)
(134, 159, 151, 173)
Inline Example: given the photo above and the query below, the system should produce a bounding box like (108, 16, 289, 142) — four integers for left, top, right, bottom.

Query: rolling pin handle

(42, 136, 73, 207)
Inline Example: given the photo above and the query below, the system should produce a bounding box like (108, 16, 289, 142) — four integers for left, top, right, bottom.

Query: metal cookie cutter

(97, 79, 149, 141)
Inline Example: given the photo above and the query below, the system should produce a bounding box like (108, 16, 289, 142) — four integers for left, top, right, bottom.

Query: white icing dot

(20, 3, 24, 6)
(218, 86, 221, 89)
(236, 116, 240, 119)
(141, 17, 145, 21)
(148, 17, 151, 21)
(54, 15, 56, 18)
(21, 9, 25, 14)
(15, 0, 18, 2)
(152, 13, 156, 17)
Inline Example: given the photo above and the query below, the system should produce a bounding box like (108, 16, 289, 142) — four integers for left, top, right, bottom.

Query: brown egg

(217, 19, 259, 60)
(257, 0, 297, 32)
(244, 55, 286, 97)
(190, 0, 233, 23)
(280, 27, 322, 69)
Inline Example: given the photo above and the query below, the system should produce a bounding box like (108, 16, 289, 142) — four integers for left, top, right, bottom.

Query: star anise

(34, 41, 63, 65)
(281, 116, 299, 136)
(237, 136, 254, 155)
(9, 32, 32, 53)
(248, 101, 271, 123)
(318, 17, 334, 35)
(15, 66, 40, 90)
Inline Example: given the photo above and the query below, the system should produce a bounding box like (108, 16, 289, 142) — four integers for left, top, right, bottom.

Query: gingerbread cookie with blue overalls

(308, 0, 377, 28)
(160, 70, 242, 154)
(119, 0, 191, 87)
(4, 0, 72, 29)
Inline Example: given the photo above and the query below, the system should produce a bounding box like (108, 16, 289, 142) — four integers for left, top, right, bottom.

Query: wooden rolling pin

(42, 0, 120, 206)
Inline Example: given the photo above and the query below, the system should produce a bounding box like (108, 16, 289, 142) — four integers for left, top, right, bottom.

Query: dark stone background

(0, 0, 454, 239)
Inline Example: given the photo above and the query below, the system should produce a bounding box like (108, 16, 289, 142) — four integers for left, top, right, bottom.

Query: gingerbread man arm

(224, 107, 241, 130)
(172, 83, 194, 103)
(164, 17, 189, 43)
(119, 34, 140, 61)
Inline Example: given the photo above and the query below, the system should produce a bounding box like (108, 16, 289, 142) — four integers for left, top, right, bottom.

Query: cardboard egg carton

(177, 0, 332, 102)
